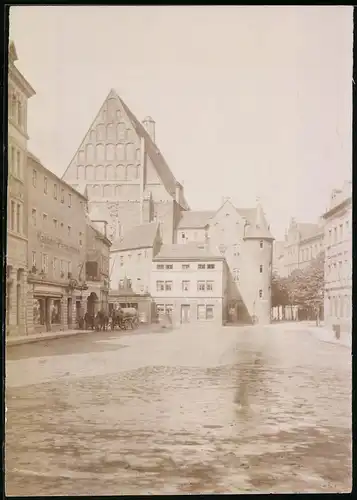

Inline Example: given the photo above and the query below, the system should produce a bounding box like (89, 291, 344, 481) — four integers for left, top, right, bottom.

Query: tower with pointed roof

(242, 200, 274, 324)
(62, 89, 189, 243)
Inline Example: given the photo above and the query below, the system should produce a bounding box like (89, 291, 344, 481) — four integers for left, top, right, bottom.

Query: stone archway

(87, 292, 99, 316)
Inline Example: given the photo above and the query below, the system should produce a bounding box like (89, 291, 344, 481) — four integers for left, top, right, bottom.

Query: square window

(198, 264, 206, 270)
(166, 264, 173, 270)
(206, 281, 214, 291)
(182, 280, 190, 291)
(206, 305, 214, 320)
(197, 281, 205, 291)
(165, 281, 173, 291)
(182, 264, 190, 270)
(207, 264, 215, 269)
(157, 264, 164, 270)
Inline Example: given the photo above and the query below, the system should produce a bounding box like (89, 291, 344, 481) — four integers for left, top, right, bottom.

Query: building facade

(6, 41, 36, 337)
(83, 219, 111, 317)
(274, 218, 324, 278)
(151, 243, 227, 325)
(322, 181, 352, 334)
(26, 152, 88, 334)
(61, 88, 189, 244)
(110, 222, 161, 295)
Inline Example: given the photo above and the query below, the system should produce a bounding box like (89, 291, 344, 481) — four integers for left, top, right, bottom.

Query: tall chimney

(142, 116, 155, 143)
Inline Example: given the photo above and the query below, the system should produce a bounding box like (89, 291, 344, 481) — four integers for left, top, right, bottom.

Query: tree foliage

(272, 251, 325, 311)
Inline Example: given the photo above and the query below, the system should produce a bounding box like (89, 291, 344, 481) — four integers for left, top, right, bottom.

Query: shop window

(33, 298, 46, 325)
(51, 300, 61, 324)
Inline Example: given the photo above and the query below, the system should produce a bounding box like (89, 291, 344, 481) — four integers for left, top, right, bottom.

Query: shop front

(28, 281, 77, 334)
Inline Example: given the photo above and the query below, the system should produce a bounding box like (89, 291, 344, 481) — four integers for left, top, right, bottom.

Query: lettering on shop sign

(37, 231, 80, 254)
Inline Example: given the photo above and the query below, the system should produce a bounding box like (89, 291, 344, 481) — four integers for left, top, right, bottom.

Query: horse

(84, 312, 94, 330)
(95, 310, 110, 331)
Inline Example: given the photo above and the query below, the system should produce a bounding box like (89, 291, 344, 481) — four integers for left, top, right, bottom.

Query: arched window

(78, 150, 85, 163)
(85, 144, 95, 163)
(126, 143, 135, 161)
(96, 124, 105, 141)
(116, 164, 126, 180)
(117, 123, 126, 141)
(96, 144, 105, 162)
(103, 184, 113, 197)
(107, 123, 116, 142)
(106, 143, 115, 161)
(106, 165, 114, 180)
(77, 165, 84, 180)
(116, 144, 125, 161)
(95, 165, 105, 180)
(85, 165, 94, 180)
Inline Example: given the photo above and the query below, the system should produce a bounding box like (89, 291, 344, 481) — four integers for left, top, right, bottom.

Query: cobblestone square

(5, 324, 352, 495)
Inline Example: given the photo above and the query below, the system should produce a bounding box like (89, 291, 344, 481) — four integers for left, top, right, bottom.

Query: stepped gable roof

(62, 88, 190, 211)
(116, 91, 189, 211)
(177, 210, 215, 229)
(111, 222, 159, 252)
(153, 242, 223, 261)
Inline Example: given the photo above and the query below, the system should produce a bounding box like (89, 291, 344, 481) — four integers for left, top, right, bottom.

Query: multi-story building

(61, 88, 189, 243)
(27, 152, 88, 334)
(84, 216, 111, 317)
(6, 41, 36, 337)
(110, 221, 161, 295)
(151, 243, 227, 325)
(322, 181, 352, 334)
(274, 218, 324, 277)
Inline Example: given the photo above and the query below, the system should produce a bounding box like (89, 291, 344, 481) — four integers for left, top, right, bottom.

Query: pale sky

(9, 6, 353, 240)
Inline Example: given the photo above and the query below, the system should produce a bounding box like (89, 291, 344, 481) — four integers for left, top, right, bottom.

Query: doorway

(181, 304, 190, 324)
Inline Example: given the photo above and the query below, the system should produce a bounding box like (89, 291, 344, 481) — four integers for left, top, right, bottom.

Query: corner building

(6, 41, 35, 337)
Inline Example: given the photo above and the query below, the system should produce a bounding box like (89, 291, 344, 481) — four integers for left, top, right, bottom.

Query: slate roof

(177, 210, 215, 229)
(111, 222, 159, 252)
(153, 242, 223, 261)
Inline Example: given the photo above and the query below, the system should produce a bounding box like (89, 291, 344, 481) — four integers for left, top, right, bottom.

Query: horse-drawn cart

(111, 307, 139, 330)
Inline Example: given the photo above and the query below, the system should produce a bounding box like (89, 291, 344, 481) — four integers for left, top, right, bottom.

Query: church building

(62, 89, 189, 243)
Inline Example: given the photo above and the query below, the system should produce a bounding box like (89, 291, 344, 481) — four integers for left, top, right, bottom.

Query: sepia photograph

(5, 5, 352, 495)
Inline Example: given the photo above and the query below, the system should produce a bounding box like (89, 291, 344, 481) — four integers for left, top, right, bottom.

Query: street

(5, 323, 351, 495)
